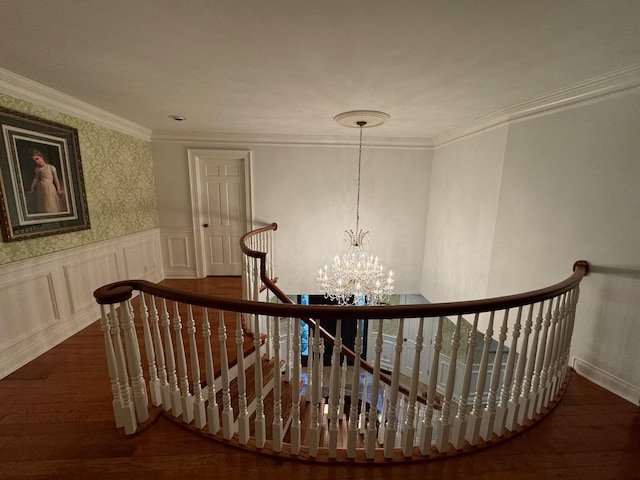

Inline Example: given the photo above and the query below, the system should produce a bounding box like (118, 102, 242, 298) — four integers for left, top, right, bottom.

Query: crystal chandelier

(316, 111, 394, 306)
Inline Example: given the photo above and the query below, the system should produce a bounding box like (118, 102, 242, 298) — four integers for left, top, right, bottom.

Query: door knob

(203, 223, 209, 228)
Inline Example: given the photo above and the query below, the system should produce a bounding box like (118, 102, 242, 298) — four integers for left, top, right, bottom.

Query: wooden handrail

(94, 262, 589, 320)
(93, 222, 591, 459)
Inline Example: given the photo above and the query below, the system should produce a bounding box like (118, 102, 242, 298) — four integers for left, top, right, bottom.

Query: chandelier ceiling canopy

(316, 111, 394, 306)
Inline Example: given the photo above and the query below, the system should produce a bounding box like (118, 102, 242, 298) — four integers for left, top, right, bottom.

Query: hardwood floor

(1, 277, 639, 479)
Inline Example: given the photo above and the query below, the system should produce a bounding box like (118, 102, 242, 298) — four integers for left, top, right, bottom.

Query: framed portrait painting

(0, 107, 90, 241)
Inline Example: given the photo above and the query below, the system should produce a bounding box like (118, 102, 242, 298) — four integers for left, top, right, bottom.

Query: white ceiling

(1, 1, 639, 143)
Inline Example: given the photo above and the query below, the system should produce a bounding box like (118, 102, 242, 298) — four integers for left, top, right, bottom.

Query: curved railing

(239, 223, 425, 404)
(94, 222, 589, 463)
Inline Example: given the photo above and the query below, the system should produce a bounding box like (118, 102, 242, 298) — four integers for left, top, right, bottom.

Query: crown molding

(151, 130, 433, 149)
(0, 67, 151, 141)
(3, 62, 638, 149)
(433, 64, 640, 147)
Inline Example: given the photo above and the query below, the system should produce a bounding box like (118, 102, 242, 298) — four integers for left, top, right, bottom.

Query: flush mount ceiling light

(316, 110, 394, 306)
(168, 115, 186, 121)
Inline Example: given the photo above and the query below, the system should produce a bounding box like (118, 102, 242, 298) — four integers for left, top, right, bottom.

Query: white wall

(488, 90, 640, 404)
(422, 126, 507, 302)
(152, 140, 431, 293)
(424, 89, 640, 404)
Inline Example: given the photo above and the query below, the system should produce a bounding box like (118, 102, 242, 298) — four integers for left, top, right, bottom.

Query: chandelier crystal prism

(316, 111, 394, 306)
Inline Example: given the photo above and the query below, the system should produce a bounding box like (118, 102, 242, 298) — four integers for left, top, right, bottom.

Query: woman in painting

(28, 148, 63, 213)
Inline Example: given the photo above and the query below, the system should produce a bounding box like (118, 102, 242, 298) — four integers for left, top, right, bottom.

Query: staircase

(93, 222, 590, 463)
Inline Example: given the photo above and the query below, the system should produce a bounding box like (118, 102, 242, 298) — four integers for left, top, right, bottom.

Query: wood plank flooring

(1, 276, 639, 479)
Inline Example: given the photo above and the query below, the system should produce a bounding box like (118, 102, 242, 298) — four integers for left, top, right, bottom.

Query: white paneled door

(188, 150, 251, 276)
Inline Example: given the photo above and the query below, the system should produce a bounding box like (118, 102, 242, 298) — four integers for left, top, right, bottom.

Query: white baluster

(339, 357, 348, 423)
(402, 317, 424, 457)
(253, 312, 266, 448)
(495, 307, 523, 436)
(358, 375, 368, 435)
(218, 310, 235, 440)
(466, 311, 494, 446)
(452, 313, 479, 449)
(307, 320, 321, 457)
(518, 302, 544, 425)
(347, 319, 364, 458)
(202, 308, 220, 435)
(383, 318, 404, 458)
(319, 338, 325, 392)
(186, 305, 206, 429)
(436, 314, 462, 451)
(307, 324, 314, 405)
(528, 300, 553, 419)
(377, 384, 389, 445)
(395, 395, 405, 448)
(269, 229, 275, 280)
(415, 403, 424, 447)
(99, 304, 136, 433)
(480, 309, 509, 441)
(547, 294, 567, 402)
(559, 288, 579, 387)
(159, 299, 181, 416)
(285, 317, 292, 382)
(120, 300, 149, 423)
(506, 305, 534, 431)
(272, 316, 283, 452)
(419, 316, 443, 455)
(290, 317, 302, 455)
(172, 302, 194, 424)
(109, 304, 138, 433)
(235, 311, 249, 444)
(139, 294, 161, 406)
(366, 320, 384, 459)
(539, 296, 560, 411)
(148, 296, 169, 409)
(327, 319, 343, 458)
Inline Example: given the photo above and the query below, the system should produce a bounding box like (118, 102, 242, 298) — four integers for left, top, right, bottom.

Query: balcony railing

(94, 222, 589, 463)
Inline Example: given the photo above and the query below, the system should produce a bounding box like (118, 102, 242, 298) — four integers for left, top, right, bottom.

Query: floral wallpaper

(0, 93, 158, 265)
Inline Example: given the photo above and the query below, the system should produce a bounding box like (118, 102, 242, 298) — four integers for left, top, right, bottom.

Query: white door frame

(188, 149, 253, 278)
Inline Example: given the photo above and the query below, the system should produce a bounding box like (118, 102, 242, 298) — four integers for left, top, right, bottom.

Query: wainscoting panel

(123, 236, 161, 279)
(160, 227, 197, 278)
(63, 252, 120, 315)
(0, 228, 163, 379)
(0, 270, 60, 352)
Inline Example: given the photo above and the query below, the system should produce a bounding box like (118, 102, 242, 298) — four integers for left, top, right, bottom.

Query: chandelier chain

(355, 123, 364, 238)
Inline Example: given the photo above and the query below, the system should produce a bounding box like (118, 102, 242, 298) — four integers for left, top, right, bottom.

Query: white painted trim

(434, 64, 640, 147)
(187, 151, 205, 278)
(154, 65, 640, 149)
(159, 226, 198, 278)
(3, 60, 638, 151)
(0, 229, 163, 379)
(572, 357, 640, 406)
(153, 131, 433, 149)
(0, 67, 151, 141)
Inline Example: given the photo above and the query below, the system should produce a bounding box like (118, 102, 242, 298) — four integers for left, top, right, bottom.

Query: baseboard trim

(572, 357, 640, 406)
